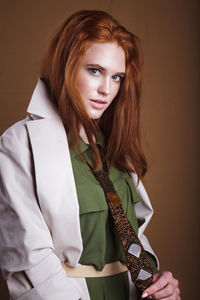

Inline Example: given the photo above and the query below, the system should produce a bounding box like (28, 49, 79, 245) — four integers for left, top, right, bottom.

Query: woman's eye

(88, 68, 100, 75)
(112, 75, 122, 82)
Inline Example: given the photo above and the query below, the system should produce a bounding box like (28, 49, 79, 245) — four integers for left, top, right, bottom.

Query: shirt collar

(69, 131, 105, 159)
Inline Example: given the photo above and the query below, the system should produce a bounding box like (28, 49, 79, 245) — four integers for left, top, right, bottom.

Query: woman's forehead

(80, 42, 126, 73)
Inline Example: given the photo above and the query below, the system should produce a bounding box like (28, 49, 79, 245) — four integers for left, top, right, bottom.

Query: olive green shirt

(69, 133, 158, 274)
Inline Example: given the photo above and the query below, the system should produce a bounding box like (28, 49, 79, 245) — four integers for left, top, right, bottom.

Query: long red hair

(40, 10, 147, 179)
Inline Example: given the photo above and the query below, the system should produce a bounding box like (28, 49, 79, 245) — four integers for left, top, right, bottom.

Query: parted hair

(40, 10, 147, 179)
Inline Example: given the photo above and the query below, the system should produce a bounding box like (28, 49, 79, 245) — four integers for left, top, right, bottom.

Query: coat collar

(27, 79, 60, 121)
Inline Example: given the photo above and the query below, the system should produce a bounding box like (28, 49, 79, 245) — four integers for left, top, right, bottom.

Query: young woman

(0, 10, 180, 300)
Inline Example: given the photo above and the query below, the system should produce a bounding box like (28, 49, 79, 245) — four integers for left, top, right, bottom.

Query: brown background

(0, 1, 199, 299)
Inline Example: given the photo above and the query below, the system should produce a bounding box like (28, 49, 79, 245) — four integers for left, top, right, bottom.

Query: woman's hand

(141, 271, 180, 299)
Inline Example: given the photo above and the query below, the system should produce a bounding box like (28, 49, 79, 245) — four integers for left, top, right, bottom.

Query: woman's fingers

(142, 272, 171, 297)
(151, 286, 180, 299)
(141, 271, 180, 299)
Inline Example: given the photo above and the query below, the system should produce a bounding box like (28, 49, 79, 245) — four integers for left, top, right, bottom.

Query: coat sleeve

(0, 127, 81, 300)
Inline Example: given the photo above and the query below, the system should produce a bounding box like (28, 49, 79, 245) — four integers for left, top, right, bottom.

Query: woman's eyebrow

(85, 63, 125, 76)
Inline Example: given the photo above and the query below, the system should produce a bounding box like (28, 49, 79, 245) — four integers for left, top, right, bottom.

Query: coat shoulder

(0, 116, 33, 149)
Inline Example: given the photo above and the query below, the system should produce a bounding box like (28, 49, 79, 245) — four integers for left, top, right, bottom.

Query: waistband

(62, 261, 128, 278)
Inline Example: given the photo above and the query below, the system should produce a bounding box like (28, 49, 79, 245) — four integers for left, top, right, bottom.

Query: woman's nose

(97, 77, 110, 96)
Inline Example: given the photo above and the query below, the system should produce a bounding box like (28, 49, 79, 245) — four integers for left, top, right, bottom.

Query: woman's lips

(90, 99, 107, 109)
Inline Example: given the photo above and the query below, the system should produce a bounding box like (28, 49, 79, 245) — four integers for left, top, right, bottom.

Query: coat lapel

(26, 80, 83, 265)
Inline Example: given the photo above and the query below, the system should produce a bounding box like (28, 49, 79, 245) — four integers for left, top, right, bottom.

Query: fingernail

(141, 292, 148, 298)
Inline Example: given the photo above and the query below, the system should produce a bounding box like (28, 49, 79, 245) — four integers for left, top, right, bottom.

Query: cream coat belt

(62, 261, 128, 278)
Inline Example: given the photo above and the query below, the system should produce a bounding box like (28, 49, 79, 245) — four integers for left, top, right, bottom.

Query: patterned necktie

(90, 148, 153, 293)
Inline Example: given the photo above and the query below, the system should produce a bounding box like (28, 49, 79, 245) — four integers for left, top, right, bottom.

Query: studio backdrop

(0, 1, 199, 299)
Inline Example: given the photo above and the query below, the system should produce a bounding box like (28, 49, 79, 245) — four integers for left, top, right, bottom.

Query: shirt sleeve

(0, 129, 81, 300)
(146, 252, 159, 274)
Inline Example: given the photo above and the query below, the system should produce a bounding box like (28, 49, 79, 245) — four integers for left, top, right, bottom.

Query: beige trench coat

(0, 79, 159, 300)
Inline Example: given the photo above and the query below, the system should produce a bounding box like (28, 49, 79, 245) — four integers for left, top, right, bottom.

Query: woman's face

(76, 42, 126, 119)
